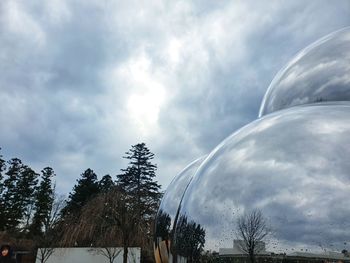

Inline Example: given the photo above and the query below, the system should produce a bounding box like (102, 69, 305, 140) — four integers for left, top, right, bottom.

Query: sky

(1, 0, 350, 195)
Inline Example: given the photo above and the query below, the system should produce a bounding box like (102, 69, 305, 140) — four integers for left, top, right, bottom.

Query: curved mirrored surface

(154, 156, 206, 263)
(259, 27, 350, 117)
(172, 103, 350, 262)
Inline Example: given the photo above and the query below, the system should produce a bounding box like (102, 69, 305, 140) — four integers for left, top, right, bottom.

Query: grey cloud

(0, 0, 350, 194)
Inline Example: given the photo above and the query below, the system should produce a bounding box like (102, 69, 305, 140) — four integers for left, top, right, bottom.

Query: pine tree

(0, 147, 5, 193)
(0, 148, 6, 228)
(117, 143, 162, 221)
(117, 143, 162, 261)
(62, 168, 99, 216)
(30, 167, 55, 236)
(98, 174, 115, 193)
(1, 158, 38, 231)
(1, 158, 23, 230)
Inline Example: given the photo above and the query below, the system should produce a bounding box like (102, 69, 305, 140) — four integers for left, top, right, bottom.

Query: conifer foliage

(117, 143, 162, 220)
(30, 167, 55, 236)
(0, 148, 5, 193)
(62, 168, 99, 216)
(0, 148, 59, 240)
(1, 158, 38, 231)
(98, 174, 115, 193)
(117, 143, 162, 262)
(0, 149, 6, 228)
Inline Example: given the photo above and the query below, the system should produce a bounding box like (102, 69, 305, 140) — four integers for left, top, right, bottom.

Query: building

(218, 240, 350, 263)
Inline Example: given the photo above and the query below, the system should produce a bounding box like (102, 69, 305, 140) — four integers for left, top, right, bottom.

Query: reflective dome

(259, 27, 350, 117)
(154, 156, 206, 263)
(172, 103, 350, 261)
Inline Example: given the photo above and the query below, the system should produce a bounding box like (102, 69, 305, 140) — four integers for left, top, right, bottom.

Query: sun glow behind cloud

(167, 37, 183, 65)
(119, 53, 166, 135)
(127, 87, 165, 132)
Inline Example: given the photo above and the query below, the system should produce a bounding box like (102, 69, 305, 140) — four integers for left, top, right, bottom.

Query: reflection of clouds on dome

(156, 27, 350, 262)
(176, 104, 350, 253)
(155, 156, 206, 230)
(260, 27, 350, 117)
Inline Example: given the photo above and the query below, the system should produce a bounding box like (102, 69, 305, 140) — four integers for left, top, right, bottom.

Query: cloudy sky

(1, 0, 350, 195)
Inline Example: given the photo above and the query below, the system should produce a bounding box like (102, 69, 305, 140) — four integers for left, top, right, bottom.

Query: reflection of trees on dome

(154, 209, 172, 262)
(155, 209, 172, 242)
(173, 215, 206, 262)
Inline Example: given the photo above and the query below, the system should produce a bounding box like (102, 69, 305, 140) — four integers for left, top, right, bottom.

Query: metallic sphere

(171, 103, 350, 261)
(154, 156, 206, 263)
(259, 27, 350, 117)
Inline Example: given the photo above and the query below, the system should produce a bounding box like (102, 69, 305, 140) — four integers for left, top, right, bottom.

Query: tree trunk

(123, 244, 128, 263)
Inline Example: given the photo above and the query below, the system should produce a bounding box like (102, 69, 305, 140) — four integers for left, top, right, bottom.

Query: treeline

(0, 143, 162, 263)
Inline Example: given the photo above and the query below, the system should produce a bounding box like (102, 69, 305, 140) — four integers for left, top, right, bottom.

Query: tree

(236, 209, 270, 263)
(61, 187, 140, 263)
(117, 143, 162, 261)
(62, 168, 99, 217)
(99, 174, 115, 193)
(89, 247, 123, 263)
(0, 148, 6, 224)
(0, 147, 6, 193)
(30, 167, 55, 236)
(35, 194, 65, 263)
(1, 158, 38, 231)
(1, 158, 22, 230)
(20, 165, 40, 232)
(117, 143, 161, 221)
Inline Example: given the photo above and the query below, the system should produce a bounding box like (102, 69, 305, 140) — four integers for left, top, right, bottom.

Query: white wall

(35, 247, 140, 263)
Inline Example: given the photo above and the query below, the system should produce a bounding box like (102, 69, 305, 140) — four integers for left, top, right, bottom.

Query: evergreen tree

(1, 158, 38, 231)
(30, 167, 55, 236)
(18, 165, 39, 231)
(62, 168, 99, 216)
(98, 174, 115, 193)
(117, 143, 162, 221)
(0, 147, 5, 193)
(0, 148, 6, 228)
(117, 143, 162, 261)
(1, 158, 23, 230)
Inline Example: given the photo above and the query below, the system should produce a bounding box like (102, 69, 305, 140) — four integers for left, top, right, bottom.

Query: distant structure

(219, 240, 269, 260)
(219, 240, 350, 263)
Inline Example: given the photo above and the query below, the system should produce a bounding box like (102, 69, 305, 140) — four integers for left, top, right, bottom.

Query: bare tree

(36, 194, 66, 263)
(36, 247, 55, 263)
(88, 247, 123, 263)
(236, 209, 270, 263)
(44, 193, 65, 233)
